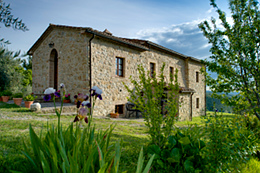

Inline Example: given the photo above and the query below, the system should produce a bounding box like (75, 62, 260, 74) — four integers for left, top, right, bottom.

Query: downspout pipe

(190, 92, 194, 121)
(89, 33, 95, 109)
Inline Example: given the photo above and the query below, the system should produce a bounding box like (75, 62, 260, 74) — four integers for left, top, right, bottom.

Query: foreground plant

(73, 86, 102, 127)
(202, 113, 259, 172)
(21, 84, 154, 173)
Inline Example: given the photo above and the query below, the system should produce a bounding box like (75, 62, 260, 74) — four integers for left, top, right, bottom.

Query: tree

(0, 0, 28, 44)
(20, 54, 32, 86)
(0, 47, 23, 91)
(199, 0, 260, 120)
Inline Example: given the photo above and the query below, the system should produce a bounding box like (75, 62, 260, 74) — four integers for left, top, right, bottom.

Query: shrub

(124, 63, 179, 148)
(245, 115, 260, 138)
(12, 92, 23, 98)
(2, 90, 12, 96)
(147, 125, 206, 173)
(240, 157, 260, 173)
(23, 94, 37, 101)
(202, 113, 258, 172)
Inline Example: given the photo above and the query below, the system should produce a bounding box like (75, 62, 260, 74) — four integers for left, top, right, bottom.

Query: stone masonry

(28, 24, 206, 120)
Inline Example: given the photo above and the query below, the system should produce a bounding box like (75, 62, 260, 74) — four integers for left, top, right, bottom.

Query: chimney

(103, 29, 112, 36)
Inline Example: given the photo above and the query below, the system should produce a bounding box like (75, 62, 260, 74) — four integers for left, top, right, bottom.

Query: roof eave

(27, 24, 54, 55)
(85, 29, 149, 51)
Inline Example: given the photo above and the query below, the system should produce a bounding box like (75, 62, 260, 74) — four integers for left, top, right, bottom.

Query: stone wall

(91, 37, 145, 116)
(32, 28, 90, 98)
(179, 93, 191, 121)
(90, 36, 204, 118)
(188, 59, 206, 117)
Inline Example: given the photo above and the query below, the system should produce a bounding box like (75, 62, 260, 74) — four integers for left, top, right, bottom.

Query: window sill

(115, 75, 125, 78)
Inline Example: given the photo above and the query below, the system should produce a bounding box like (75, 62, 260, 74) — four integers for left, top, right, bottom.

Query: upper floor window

(170, 67, 174, 81)
(150, 62, 155, 78)
(196, 71, 199, 82)
(116, 57, 124, 77)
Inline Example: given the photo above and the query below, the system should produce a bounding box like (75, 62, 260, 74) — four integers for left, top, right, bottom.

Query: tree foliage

(0, 47, 21, 91)
(0, 47, 32, 96)
(0, 0, 28, 45)
(0, 0, 28, 31)
(199, 0, 260, 120)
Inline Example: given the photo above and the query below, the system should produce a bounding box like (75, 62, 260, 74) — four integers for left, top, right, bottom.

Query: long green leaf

(58, 138, 70, 172)
(136, 147, 144, 173)
(142, 154, 155, 173)
(40, 150, 51, 173)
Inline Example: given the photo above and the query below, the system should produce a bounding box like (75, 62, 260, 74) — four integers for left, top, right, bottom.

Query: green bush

(147, 125, 206, 173)
(24, 94, 37, 101)
(2, 90, 12, 96)
(240, 157, 260, 173)
(245, 115, 260, 138)
(13, 92, 23, 98)
(202, 113, 258, 172)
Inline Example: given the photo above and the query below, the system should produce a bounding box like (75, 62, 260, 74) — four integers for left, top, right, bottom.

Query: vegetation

(199, 0, 260, 120)
(12, 92, 23, 98)
(206, 91, 233, 113)
(0, 102, 259, 173)
(0, 0, 31, 96)
(1, 90, 12, 96)
(0, 0, 28, 45)
(125, 63, 179, 148)
(23, 94, 37, 101)
(0, 47, 32, 96)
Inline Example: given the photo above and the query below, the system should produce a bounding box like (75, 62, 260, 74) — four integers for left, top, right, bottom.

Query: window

(196, 98, 199, 108)
(150, 62, 155, 78)
(116, 57, 124, 77)
(196, 71, 199, 82)
(170, 67, 174, 80)
(115, 104, 124, 114)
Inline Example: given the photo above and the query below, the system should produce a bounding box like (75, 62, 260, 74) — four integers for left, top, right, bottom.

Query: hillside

(206, 91, 233, 113)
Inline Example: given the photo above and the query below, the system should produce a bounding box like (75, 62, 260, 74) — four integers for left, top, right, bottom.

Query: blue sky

(2, 0, 230, 59)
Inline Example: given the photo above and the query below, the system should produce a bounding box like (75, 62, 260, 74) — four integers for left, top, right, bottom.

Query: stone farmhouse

(28, 24, 206, 120)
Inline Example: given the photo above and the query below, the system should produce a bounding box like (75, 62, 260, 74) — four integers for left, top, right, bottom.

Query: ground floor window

(115, 104, 124, 114)
(196, 98, 199, 108)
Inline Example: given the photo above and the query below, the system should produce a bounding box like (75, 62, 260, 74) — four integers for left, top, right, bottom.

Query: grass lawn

(0, 102, 259, 172)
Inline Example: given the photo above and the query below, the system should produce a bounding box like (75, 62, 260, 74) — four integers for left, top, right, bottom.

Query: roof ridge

(28, 24, 202, 63)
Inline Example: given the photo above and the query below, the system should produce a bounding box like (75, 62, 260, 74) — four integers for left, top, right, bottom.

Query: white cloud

(136, 19, 211, 59)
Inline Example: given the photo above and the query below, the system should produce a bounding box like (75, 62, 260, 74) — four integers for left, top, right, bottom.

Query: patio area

(6, 100, 76, 115)
(4, 100, 144, 120)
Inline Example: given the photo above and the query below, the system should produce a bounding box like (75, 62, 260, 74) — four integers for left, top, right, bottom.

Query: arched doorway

(49, 49, 58, 90)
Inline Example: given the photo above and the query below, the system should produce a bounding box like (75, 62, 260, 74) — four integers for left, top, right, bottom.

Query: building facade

(28, 24, 206, 120)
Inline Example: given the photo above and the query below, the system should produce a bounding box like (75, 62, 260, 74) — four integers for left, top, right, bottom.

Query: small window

(196, 71, 199, 82)
(196, 98, 199, 108)
(170, 67, 174, 80)
(150, 62, 155, 78)
(116, 57, 124, 77)
(115, 105, 124, 114)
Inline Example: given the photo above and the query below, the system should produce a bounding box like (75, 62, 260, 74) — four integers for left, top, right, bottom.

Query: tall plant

(22, 83, 154, 173)
(124, 63, 179, 148)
